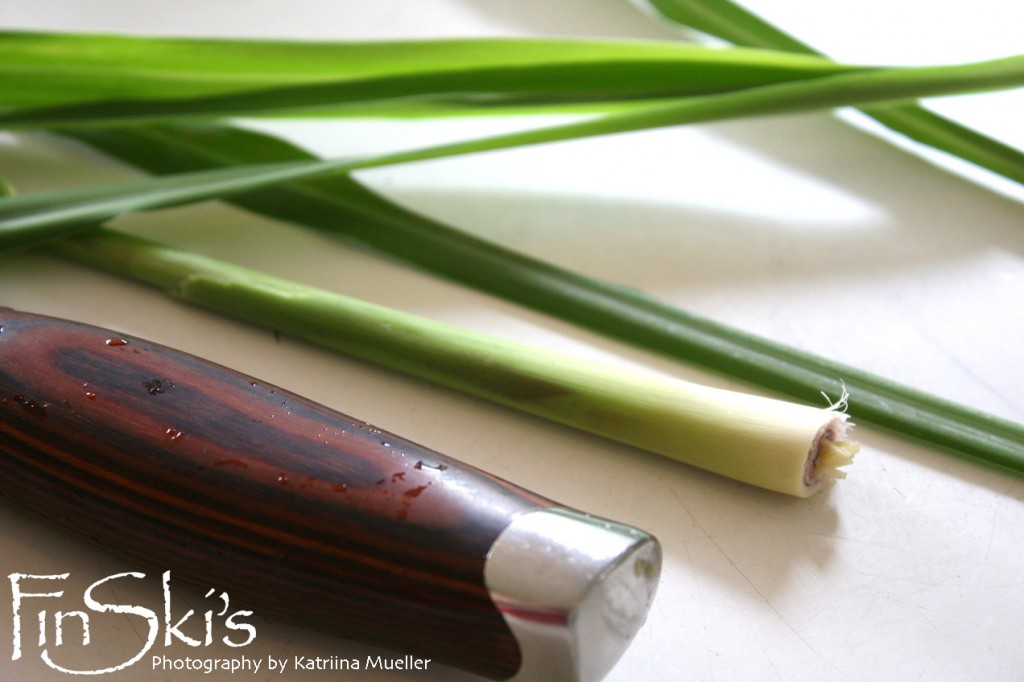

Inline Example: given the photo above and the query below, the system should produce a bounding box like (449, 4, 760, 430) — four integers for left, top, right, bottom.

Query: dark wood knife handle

(0, 309, 552, 679)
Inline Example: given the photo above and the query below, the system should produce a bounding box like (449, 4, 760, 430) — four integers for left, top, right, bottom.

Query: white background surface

(1, 1, 1023, 680)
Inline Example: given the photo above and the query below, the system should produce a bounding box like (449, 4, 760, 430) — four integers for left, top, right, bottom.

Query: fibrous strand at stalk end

(806, 416, 858, 490)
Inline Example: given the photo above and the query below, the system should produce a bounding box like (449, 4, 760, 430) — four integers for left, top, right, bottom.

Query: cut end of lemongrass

(805, 416, 859, 490)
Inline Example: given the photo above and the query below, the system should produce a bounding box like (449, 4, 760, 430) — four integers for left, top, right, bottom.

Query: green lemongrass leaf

(1, 33, 1021, 130)
(637, 0, 1024, 185)
(64, 123, 1024, 475)
(859, 102, 1024, 187)
(637, 0, 812, 52)
(49, 227, 857, 497)
(0, 30, 844, 104)
(0, 158, 346, 249)
(4, 52, 1023, 251)
(0, 31, 864, 125)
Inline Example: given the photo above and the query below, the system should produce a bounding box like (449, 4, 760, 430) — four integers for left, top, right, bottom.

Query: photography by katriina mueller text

(7, 571, 432, 676)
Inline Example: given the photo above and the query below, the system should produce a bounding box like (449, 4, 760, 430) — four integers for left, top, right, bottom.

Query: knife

(0, 309, 660, 681)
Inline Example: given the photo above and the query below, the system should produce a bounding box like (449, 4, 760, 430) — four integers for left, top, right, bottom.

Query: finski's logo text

(8, 571, 255, 675)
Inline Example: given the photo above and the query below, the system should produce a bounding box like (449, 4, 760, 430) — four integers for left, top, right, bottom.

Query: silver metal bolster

(484, 508, 661, 682)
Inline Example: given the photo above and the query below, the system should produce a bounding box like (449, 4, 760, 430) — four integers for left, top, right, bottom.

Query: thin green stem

(0, 158, 341, 249)
(337, 55, 1024, 173)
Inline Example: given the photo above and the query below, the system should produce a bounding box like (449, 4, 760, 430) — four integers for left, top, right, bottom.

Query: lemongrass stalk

(4, 54, 1024, 251)
(49, 228, 857, 497)
(635, 0, 1024, 185)
(63, 123, 1024, 474)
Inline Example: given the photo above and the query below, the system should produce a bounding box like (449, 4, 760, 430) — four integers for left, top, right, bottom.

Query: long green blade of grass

(3, 52, 1022, 250)
(0, 31, 845, 103)
(0, 31, 863, 122)
(1, 35, 1021, 129)
(57, 122, 1024, 475)
(637, 0, 1024, 185)
(0, 158, 345, 248)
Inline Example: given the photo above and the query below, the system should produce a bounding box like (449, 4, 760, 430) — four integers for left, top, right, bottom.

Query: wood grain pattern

(0, 309, 553, 679)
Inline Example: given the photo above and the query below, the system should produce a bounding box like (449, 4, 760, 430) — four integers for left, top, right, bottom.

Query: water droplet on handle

(14, 394, 46, 418)
(414, 461, 448, 472)
(143, 379, 174, 396)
